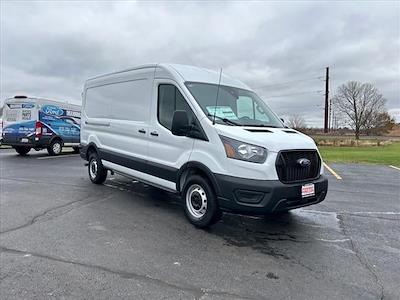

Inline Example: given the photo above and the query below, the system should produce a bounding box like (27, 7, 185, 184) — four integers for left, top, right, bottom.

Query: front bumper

(215, 174, 328, 214)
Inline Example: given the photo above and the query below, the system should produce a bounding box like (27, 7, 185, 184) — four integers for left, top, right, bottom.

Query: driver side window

(158, 84, 195, 131)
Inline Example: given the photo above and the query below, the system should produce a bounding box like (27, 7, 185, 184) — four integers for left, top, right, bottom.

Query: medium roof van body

(80, 64, 328, 227)
(2, 96, 81, 156)
(0, 118, 2, 144)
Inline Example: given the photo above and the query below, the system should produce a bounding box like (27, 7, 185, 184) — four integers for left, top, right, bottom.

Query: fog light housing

(234, 190, 265, 204)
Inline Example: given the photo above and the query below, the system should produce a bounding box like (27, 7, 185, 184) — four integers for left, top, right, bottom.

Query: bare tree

(287, 114, 306, 129)
(332, 81, 386, 139)
(364, 111, 396, 135)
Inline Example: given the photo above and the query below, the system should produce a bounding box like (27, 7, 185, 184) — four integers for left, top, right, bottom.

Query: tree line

(287, 81, 396, 139)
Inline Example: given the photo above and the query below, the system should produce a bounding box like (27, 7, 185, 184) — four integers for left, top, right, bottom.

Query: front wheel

(88, 152, 107, 184)
(47, 139, 62, 156)
(15, 146, 31, 156)
(183, 175, 221, 228)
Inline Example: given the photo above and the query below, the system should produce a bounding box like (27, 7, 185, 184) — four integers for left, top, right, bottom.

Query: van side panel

(38, 103, 81, 144)
(82, 67, 157, 184)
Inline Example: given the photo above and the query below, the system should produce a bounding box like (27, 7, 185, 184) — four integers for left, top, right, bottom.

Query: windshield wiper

(207, 114, 240, 126)
(246, 124, 281, 128)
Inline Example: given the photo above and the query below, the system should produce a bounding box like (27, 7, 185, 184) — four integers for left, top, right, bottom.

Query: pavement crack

(0, 246, 263, 300)
(337, 214, 385, 300)
(0, 193, 112, 235)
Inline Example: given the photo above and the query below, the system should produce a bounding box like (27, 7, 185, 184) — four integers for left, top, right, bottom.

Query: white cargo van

(2, 96, 81, 156)
(80, 64, 328, 227)
(0, 118, 3, 145)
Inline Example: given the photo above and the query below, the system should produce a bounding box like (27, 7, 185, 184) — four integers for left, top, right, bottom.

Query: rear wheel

(88, 152, 107, 184)
(47, 139, 62, 156)
(183, 175, 221, 228)
(15, 146, 31, 156)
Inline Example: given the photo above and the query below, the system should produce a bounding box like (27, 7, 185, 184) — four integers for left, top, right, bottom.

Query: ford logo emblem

(297, 158, 311, 167)
(42, 105, 64, 116)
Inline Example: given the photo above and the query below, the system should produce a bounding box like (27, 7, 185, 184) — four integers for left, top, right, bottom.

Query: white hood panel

(215, 125, 317, 153)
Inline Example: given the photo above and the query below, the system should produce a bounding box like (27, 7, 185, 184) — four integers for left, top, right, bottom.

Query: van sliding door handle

(85, 121, 110, 127)
(150, 131, 159, 136)
(138, 129, 146, 134)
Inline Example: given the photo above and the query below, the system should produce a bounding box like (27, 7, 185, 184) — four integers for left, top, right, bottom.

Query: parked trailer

(2, 96, 81, 156)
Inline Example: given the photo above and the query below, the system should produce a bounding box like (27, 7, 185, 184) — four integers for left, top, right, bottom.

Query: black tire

(72, 146, 80, 154)
(47, 139, 63, 156)
(88, 152, 107, 184)
(15, 146, 31, 156)
(182, 175, 221, 228)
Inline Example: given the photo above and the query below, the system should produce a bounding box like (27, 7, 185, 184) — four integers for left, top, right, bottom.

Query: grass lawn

(319, 142, 400, 166)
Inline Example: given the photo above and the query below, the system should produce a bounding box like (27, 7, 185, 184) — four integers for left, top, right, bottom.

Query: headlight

(219, 135, 267, 163)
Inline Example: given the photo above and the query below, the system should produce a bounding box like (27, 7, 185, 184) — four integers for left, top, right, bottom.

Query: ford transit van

(2, 96, 81, 156)
(80, 64, 328, 227)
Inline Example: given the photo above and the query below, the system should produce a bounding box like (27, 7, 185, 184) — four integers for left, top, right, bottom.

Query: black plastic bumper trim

(215, 174, 328, 214)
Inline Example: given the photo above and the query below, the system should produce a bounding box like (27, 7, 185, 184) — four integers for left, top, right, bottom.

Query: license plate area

(21, 138, 29, 143)
(301, 183, 315, 198)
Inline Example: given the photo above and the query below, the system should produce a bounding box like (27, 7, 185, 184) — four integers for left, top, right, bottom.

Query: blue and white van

(2, 96, 81, 156)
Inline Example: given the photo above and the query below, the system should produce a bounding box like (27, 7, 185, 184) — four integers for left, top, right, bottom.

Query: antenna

(213, 68, 223, 125)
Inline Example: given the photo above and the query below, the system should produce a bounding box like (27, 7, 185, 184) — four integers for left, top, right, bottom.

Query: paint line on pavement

(323, 162, 342, 180)
(343, 211, 400, 215)
(37, 154, 79, 160)
(314, 238, 350, 243)
(389, 165, 400, 171)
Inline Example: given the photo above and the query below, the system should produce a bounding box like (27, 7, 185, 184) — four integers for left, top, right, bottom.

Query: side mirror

(171, 110, 189, 136)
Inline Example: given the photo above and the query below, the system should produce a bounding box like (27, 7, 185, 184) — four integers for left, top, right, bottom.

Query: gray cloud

(1, 1, 399, 126)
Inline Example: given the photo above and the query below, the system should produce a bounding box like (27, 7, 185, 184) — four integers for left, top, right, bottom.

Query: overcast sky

(1, 1, 399, 126)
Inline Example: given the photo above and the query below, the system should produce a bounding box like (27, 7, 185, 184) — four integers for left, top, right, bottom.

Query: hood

(215, 125, 317, 153)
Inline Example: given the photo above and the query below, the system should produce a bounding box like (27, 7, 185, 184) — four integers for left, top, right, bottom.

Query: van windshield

(185, 82, 284, 127)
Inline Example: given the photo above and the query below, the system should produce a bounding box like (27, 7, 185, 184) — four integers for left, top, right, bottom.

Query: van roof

(4, 96, 80, 108)
(86, 63, 251, 90)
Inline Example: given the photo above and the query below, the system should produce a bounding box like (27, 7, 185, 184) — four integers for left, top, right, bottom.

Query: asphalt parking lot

(0, 148, 399, 299)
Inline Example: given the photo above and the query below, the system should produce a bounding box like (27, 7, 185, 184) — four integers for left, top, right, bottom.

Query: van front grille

(275, 150, 320, 183)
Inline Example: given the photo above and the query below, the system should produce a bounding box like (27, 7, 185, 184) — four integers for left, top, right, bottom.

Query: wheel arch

(49, 135, 63, 146)
(177, 162, 221, 196)
(85, 142, 99, 160)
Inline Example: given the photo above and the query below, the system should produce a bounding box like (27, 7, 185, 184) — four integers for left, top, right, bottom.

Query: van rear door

(2, 102, 37, 144)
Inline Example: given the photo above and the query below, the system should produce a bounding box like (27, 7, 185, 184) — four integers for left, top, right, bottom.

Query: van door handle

(138, 129, 146, 134)
(85, 121, 110, 127)
(150, 131, 159, 136)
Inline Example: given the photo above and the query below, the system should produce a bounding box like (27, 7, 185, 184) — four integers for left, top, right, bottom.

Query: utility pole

(328, 98, 332, 131)
(324, 67, 329, 133)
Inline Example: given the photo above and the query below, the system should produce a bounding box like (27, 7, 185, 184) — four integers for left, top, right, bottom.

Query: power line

(266, 90, 323, 98)
(253, 77, 323, 89)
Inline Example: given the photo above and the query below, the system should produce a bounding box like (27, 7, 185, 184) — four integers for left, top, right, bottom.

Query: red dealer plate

(301, 183, 315, 198)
